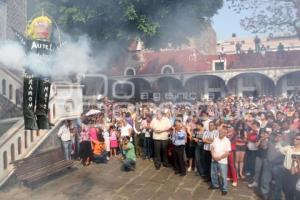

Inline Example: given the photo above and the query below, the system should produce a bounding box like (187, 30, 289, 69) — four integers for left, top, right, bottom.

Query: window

(53, 104, 56, 119)
(9, 84, 12, 100)
(24, 130, 28, 149)
(2, 79, 6, 95)
(161, 65, 174, 74)
(214, 61, 225, 71)
(15, 89, 20, 105)
(30, 130, 34, 142)
(3, 151, 7, 169)
(124, 67, 136, 76)
(18, 137, 21, 155)
(11, 143, 15, 162)
(64, 99, 75, 112)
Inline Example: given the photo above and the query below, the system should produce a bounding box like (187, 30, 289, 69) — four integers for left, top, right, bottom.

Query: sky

(212, 2, 254, 41)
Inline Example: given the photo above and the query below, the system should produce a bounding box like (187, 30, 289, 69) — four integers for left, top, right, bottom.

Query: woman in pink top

(89, 121, 98, 141)
(79, 122, 92, 166)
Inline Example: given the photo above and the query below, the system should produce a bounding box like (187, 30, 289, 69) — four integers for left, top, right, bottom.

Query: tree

(32, 0, 223, 48)
(227, 0, 300, 38)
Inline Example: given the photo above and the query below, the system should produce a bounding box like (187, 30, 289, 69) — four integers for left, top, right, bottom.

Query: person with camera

(276, 133, 300, 200)
(192, 120, 205, 177)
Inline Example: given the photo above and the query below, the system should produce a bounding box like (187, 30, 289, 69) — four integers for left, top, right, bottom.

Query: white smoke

(0, 34, 104, 78)
(0, 41, 26, 69)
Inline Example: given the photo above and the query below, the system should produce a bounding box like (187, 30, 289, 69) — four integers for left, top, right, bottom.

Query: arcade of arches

(82, 72, 300, 101)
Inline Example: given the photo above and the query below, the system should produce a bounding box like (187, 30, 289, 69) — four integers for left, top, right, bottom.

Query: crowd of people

(57, 95, 300, 199)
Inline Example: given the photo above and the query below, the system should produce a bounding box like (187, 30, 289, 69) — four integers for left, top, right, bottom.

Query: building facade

(91, 41, 300, 102)
(0, 0, 27, 41)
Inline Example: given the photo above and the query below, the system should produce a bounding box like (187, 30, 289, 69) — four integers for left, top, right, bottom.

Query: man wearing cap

(150, 110, 172, 169)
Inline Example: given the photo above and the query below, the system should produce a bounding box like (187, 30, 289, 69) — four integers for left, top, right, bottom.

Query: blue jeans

(245, 150, 256, 177)
(94, 151, 108, 163)
(211, 161, 228, 192)
(260, 160, 283, 200)
(195, 145, 205, 176)
(122, 159, 136, 171)
(143, 137, 153, 159)
(62, 140, 72, 160)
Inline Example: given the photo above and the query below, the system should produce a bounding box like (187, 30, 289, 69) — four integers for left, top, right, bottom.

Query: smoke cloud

(0, 34, 108, 78)
(0, 41, 26, 69)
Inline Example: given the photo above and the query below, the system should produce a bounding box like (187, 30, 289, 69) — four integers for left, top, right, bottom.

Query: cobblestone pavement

(0, 158, 261, 200)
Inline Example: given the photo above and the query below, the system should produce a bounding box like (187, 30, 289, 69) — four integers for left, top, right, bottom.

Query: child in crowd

(109, 125, 119, 157)
(91, 131, 108, 164)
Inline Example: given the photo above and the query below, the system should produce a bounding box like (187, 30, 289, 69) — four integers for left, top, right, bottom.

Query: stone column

(203, 78, 209, 100)
(237, 77, 243, 97)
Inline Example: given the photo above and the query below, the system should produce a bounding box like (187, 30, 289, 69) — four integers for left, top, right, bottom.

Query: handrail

(0, 119, 24, 148)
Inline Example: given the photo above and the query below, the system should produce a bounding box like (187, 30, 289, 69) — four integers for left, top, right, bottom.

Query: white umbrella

(85, 109, 101, 116)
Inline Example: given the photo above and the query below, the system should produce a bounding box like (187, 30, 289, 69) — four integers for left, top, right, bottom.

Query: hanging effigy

(13, 14, 60, 130)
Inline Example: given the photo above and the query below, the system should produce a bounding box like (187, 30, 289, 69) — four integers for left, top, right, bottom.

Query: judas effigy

(14, 14, 60, 130)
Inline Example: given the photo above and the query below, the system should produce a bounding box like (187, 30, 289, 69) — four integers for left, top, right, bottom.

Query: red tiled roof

(107, 49, 300, 76)
(138, 48, 211, 75)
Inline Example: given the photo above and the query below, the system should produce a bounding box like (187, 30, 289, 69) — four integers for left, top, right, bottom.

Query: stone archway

(276, 71, 300, 96)
(127, 78, 151, 101)
(152, 76, 184, 101)
(227, 73, 275, 97)
(184, 75, 226, 100)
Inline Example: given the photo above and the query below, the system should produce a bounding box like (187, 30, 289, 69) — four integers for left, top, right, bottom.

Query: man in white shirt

(57, 120, 72, 160)
(210, 124, 231, 195)
(120, 119, 133, 138)
(150, 110, 172, 169)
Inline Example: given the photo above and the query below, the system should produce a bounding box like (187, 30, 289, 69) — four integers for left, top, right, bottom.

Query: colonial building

(96, 39, 300, 102)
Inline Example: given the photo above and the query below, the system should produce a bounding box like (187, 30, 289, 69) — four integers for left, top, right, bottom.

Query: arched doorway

(276, 71, 300, 96)
(152, 77, 184, 101)
(127, 78, 151, 101)
(227, 73, 275, 97)
(184, 75, 226, 100)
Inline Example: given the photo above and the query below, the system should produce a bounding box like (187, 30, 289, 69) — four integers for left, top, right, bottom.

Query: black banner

(23, 73, 38, 130)
(36, 77, 51, 129)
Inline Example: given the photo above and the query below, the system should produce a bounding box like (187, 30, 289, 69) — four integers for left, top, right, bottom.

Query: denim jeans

(260, 160, 283, 200)
(211, 161, 228, 192)
(122, 159, 136, 171)
(195, 145, 205, 176)
(143, 137, 153, 158)
(62, 140, 72, 160)
(245, 149, 256, 177)
(94, 151, 108, 163)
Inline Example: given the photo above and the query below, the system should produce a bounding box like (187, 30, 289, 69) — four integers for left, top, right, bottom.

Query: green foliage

(34, 0, 223, 48)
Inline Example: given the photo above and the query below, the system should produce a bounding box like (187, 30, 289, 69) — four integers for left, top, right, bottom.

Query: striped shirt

(203, 130, 219, 151)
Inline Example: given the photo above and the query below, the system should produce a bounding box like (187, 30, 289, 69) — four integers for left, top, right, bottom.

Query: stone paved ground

(0, 158, 261, 200)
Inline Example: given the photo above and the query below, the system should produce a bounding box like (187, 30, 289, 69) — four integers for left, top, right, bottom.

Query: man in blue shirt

(171, 119, 187, 176)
